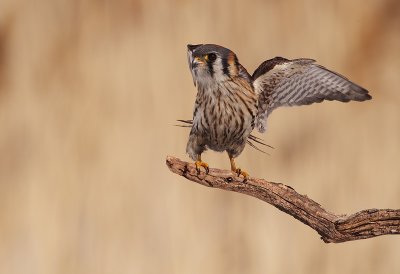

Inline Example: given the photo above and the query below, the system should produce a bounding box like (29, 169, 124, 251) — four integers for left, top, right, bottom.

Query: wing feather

(252, 57, 371, 133)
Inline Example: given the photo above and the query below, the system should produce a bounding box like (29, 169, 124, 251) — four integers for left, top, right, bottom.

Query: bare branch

(166, 156, 400, 243)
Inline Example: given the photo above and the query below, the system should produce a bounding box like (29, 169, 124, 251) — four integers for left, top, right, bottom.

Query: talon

(234, 168, 249, 180)
(195, 160, 209, 174)
(229, 156, 248, 181)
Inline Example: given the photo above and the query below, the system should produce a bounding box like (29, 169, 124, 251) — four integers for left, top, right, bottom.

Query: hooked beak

(187, 44, 203, 87)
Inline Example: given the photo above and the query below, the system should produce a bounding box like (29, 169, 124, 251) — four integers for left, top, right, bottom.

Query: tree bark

(166, 156, 400, 243)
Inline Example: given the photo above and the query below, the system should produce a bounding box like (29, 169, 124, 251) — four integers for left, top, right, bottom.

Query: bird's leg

(195, 155, 209, 174)
(229, 156, 249, 180)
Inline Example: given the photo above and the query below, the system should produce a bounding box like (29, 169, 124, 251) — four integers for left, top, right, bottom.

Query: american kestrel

(185, 44, 371, 178)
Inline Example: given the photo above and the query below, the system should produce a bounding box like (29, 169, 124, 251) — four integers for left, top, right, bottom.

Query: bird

(185, 44, 371, 179)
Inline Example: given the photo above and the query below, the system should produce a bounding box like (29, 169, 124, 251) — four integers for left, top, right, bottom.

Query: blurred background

(0, 0, 399, 273)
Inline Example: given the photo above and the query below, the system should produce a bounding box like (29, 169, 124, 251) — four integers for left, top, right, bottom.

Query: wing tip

(362, 93, 372, 101)
(350, 84, 372, 101)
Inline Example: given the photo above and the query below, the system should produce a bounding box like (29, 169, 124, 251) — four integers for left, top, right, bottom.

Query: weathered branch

(166, 156, 400, 243)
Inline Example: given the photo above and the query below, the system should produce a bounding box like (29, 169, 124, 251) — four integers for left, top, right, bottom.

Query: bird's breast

(192, 82, 257, 151)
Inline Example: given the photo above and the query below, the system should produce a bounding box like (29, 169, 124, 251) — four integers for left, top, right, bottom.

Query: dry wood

(166, 156, 400, 243)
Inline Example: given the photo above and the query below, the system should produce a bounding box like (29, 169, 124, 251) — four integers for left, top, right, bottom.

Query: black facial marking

(222, 57, 230, 77)
(234, 55, 239, 66)
(207, 58, 214, 77)
(205, 53, 217, 78)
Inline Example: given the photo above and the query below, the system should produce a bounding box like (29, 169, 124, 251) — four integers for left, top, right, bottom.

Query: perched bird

(185, 44, 371, 178)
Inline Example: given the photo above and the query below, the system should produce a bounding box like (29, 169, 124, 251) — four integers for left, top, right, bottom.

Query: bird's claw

(195, 160, 209, 174)
(234, 168, 249, 182)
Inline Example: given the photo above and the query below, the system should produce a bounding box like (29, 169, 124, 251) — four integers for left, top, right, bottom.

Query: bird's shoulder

(252, 57, 315, 81)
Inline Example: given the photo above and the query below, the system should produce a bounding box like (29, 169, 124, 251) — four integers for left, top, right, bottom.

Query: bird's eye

(207, 53, 217, 62)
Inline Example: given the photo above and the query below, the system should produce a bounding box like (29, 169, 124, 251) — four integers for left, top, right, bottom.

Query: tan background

(0, 0, 400, 273)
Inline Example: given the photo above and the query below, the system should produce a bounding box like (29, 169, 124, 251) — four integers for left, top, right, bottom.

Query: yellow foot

(234, 168, 249, 180)
(195, 160, 209, 174)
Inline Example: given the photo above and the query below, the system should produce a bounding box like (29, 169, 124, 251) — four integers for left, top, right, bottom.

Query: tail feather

(175, 119, 273, 154)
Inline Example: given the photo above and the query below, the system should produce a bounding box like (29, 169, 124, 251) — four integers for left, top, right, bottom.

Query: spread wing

(252, 57, 371, 133)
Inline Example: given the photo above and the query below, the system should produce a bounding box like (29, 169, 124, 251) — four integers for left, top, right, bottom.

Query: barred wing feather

(252, 57, 371, 133)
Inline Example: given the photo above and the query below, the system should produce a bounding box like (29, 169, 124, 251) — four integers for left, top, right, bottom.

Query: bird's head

(187, 44, 240, 87)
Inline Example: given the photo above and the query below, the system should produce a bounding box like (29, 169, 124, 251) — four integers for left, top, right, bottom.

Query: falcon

(185, 44, 371, 178)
